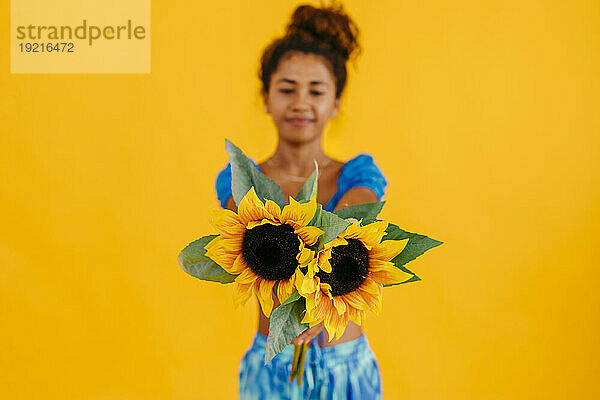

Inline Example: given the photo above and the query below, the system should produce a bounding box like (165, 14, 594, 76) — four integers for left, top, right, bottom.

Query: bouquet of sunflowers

(178, 139, 443, 385)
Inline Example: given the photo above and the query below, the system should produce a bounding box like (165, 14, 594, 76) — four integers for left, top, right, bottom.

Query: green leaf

(177, 234, 237, 284)
(294, 160, 318, 203)
(265, 292, 308, 365)
(380, 223, 443, 286)
(384, 223, 443, 264)
(312, 208, 350, 252)
(333, 201, 386, 221)
(225, 139, 287, 209)
(308, 203, 323, 226)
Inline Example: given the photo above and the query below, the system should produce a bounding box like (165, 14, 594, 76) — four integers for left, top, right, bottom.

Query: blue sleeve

(338, 154, 388, 200)
(215, 163, 233, 208)
(215, 159, 261, 209)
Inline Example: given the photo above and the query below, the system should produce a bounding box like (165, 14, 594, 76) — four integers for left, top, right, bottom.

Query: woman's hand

(291, 321, 324, 345)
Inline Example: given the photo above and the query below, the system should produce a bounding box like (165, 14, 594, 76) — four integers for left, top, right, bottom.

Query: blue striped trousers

(238, 331, 383, 399)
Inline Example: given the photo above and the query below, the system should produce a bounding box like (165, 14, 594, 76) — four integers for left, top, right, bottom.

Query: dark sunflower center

(317, 238, 370, 296)
(241, 222, 301, 281)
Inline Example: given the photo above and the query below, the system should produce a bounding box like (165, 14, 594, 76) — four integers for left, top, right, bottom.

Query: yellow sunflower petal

(341, 291, 370, 311)
(308, 321, 320, 328)
(369, 238, 409, 262)
(320, 282, 334, 300)
(264, 199, 282, 222)
(306, 288, 330, 320)
(358, 277, 383, 315)
(233, 282, 253, 307)
(359, 288, 382, 316)
(229, 253, 248, 275)
(304, 290, 317, 312)
(281, 196, 317, 228)
(203, 235, 220, 252)
(324, 237, 348, 249)
(336, 312, 349, 339)
(237, 186, 271, 225)
(316, 249, 332, 273)
(355, 221, 389, 250)
(359, 276, 382, 295)
(332, 296, 347, 315)
(235, 268, 257, 284)
(340, 221, 362, 239)
(305, 258, 319, 276)
(256, 279, 276, 317)
(294, 226, 324, 246)
(348, 306, 363, 325)
(247, 218, 281, 230)
(293, 268, 305, 292)
(300, 310, 321, 327)
(205, 237, 238, 272)
(300, 272, 318, 295)
(323, 311, 337, 340)
(369, 259, 414, 285)
(319, 258, 332, 274)
(300, 311, 313, 324)
(217, 236, 243, 253)
(209, 208, 245, 237)
(324, 309, 348, 341)
(362, 220, 388, 232)
(296, 247, 315, 266)
(276, 278, 295, 303)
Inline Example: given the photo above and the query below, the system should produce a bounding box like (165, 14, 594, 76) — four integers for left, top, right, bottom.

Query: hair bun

(285, 2, 360, 61)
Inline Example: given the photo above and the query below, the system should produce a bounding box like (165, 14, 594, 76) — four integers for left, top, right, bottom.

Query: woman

(216, 3, 387, 398)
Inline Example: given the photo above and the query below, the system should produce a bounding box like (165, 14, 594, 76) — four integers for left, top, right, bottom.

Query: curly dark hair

(259, 1, 361, 99)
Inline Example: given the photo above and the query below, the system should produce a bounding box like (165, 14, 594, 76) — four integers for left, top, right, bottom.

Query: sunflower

(299, 220, 412, 340)
(204, 186, 324, 317)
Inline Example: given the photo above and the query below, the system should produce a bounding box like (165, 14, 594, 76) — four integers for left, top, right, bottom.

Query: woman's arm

(331, 186, 379, 211)
(224, 196, 237, 212)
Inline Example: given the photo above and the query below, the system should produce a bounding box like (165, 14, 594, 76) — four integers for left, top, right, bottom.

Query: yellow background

(1, 0, 598, 398)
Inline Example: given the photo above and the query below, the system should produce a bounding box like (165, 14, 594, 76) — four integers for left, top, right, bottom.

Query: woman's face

(263, 51, 340, 144)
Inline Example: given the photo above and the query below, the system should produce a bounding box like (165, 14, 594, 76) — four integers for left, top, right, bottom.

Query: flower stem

(295, 343, 308, 386)
(289, 344, 301, 383)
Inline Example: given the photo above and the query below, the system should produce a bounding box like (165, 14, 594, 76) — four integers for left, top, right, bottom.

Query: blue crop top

(215, 154, 388, 212)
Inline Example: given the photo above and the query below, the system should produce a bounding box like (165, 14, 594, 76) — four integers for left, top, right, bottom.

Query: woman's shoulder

(343, 153, 380, 170)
